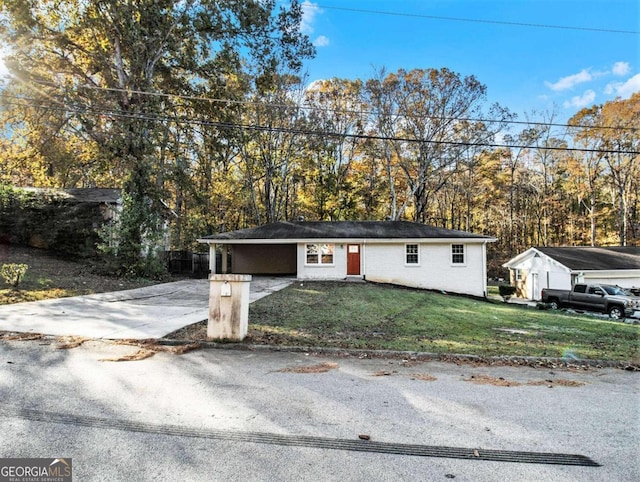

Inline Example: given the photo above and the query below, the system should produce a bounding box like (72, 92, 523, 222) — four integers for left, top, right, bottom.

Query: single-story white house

(198, 221, 496, 297)
(502, 246, 640, 300)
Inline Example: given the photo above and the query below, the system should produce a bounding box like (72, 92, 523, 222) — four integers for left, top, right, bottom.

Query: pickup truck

(541, 283, 640, 319)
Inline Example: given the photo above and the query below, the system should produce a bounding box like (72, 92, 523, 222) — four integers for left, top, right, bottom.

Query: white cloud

(313, 35, 330, 47)
(563, 89, 596, 109)
(612, 61, 631, 76)
(605, 73, 640, 98)
(301, 1, 321, 34)
(546, 69, 592, 91)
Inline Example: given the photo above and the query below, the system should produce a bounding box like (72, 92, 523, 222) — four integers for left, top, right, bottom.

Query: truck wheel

(608, 306, 624, 320)
(548, 299, 560, 310)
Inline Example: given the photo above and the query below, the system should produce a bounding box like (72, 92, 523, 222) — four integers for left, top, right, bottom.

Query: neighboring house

(198, 221, 496, 297)
(19, 187, 122, 222)
(0, 187, 123, 256)
(503, 246, 640, 300)
(1, 187, 173, 256)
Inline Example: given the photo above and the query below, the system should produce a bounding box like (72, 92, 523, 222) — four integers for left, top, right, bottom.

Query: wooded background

(0, 1, 638, 276)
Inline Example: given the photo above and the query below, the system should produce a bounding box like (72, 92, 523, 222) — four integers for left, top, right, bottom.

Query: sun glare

(0, 47, 10, 79)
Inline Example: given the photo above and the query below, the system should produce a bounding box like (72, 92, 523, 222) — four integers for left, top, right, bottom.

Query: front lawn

(246, 281, 639, 363)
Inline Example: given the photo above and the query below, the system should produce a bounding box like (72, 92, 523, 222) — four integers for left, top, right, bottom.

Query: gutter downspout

(483, 241, 488, 297)
(362, 240, 366, 280)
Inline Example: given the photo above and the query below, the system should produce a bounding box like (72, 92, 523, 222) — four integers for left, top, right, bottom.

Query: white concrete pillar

(208, 274, 252, 340)
(208, 244, 217, 274)
(221, 245, 229, 274)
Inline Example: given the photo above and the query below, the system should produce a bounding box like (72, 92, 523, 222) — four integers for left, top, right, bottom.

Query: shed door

(347, 244, 361, 275)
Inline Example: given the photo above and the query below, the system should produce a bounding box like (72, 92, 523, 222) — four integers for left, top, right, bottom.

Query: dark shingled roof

(19, 187, 121, 204)
(201, 221, 492, 241)
(537, 246, 640, 271)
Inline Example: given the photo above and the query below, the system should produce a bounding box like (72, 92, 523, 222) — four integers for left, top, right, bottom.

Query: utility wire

(18, 80, 640, 132)
(5, 98, 638, 156)
(315, 4, 640, 35)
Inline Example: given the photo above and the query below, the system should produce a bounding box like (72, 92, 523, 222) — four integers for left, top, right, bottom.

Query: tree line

(0, 1, 638, 276)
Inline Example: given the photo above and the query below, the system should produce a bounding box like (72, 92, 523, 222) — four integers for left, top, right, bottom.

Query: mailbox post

(208, 274, 252, 340)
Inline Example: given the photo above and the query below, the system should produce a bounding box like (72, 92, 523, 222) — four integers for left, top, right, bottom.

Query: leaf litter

(276, 361, 339, 373)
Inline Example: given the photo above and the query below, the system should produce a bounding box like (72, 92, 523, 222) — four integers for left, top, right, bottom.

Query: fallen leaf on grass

(277, 362, 338, 373)
(371, 370, 394, 377)
(465, 375, 522, 387)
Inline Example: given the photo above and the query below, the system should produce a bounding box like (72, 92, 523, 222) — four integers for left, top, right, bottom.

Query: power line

(315, 4, 640, 35)
(22, 80, 640, 133)
(5, 98, 639, 156)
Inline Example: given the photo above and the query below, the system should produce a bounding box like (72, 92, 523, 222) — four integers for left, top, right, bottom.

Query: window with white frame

(405, 244, 419, 264)
(451, 244, 465, 264)
(305, 243, 334, 265)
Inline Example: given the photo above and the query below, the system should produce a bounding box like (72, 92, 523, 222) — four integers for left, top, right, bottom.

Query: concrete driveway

(0, 276, 294, 339)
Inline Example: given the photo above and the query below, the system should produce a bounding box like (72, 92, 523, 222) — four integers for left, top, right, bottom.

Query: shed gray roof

(537, 246, 640, 271)
(19, 187, 121, 204)
(200, 221, 493, 241)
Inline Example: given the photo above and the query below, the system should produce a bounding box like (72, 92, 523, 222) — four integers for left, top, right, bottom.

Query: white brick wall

(297, 242, 348, 280)
(296, 241, 489, 297)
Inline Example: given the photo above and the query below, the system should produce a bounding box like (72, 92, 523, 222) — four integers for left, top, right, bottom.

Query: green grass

(248, 281, 640, 363)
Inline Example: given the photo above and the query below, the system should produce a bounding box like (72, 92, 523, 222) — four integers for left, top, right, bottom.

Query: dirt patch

(465, 375, 522, 387)
(164, 320, 207, 340)
(371, 370, 396, 376)
(411, 373, 438, 381)
(527, 379, 586, 387)
(0, 245, 165, 304)
(276, 362, 339, 373)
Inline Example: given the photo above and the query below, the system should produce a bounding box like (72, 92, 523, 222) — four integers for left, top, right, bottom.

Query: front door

(347, 244, 361, 275)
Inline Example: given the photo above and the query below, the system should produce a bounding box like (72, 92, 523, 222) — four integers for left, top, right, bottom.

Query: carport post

(208, 274, 252, 341)
(221, 245, 229, 273)
(208, 243, 217, 274)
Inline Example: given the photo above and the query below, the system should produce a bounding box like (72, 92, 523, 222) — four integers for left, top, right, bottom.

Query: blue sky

(299, 0, 640, 122)
(0, 1, 637, 124)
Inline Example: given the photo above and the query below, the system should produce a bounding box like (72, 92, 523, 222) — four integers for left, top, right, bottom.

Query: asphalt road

(0, 339, 638, 481)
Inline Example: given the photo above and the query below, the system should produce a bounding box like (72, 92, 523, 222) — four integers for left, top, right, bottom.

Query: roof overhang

(502, 247, 571, 272)
(198, 237, 497, 245)
(572, 269, 640, 278)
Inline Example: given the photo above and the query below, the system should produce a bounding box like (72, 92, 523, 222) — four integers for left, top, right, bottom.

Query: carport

(210, 242, 297, 276)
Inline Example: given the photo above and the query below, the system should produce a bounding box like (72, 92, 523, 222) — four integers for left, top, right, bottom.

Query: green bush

(498, 285, 517, 301)
(1, 263, 28, 288)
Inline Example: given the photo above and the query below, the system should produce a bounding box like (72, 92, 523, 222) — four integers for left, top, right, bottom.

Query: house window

(515, 269, 523, 281)
(405, 244, 419, 264)
(306, 244, 334, 265)
(451, 244, 465, 265)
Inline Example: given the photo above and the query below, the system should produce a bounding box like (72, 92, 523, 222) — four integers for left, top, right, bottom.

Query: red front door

(347, 244, 361, 275)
